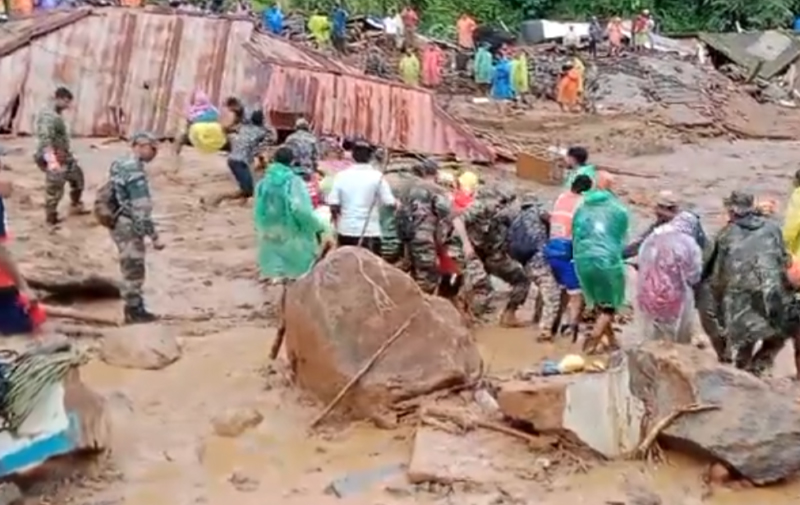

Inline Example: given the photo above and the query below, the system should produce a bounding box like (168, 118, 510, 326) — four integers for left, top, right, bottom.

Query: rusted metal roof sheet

(1, 7, 492, 161)
(256, 65, 493, 161)
(0, 8, 90, 57)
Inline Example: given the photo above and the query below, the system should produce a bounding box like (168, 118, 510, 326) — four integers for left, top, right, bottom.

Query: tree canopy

(262, 0, 798, 36)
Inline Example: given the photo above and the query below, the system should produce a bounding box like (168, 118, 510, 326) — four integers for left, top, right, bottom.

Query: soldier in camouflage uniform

(285, 118, 320, 174)
(34, 87, 87, 225)
(508, 192, 561, 340)
(382, 165, 417, 265)
(394, 160, 453, 294)
(109, 132, 164, 324)
(704, 191, 800, 377)
(364, 46, 390, 78)
(461, 186, 531, 327)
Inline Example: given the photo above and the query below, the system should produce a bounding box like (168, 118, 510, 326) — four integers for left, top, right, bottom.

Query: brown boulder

(283, 246, 482, 421)
(627, 341, 800, 484)
(100, 324, 181, 370)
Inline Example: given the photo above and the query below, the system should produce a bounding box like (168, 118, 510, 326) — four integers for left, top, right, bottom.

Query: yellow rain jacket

(784, 187, 800, 255)
(308, 14, 331, 46)
(511, 53, 530, 94)
(399, 53, 421, 86)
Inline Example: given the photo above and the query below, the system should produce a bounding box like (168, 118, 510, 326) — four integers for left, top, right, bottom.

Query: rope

(0, 345, 86, 433)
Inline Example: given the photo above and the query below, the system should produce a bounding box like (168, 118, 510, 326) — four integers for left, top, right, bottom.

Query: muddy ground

(3, 104, 800, 504)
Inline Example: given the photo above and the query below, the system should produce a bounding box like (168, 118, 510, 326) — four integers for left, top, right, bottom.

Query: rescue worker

(460, 186, 530, 327)
(636, 211, 703, 344)
(35, 86, 87, 225)
(563, 146, 595, 189)
(365, 46, 390, 78)
(394, 160, 453, 294)
(0, 180, 40, 335)
(545, 174, 592, 340)
(109, 132, 164, 324)
(704, 191, 800, 377)
(285, 118, 320, 174)
(213, 108, 272, 205)
(382, 163, 419, 265)
(508, 192, 560, 340)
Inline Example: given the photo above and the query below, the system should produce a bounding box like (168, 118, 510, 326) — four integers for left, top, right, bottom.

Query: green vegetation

(256, 0, 800, 35)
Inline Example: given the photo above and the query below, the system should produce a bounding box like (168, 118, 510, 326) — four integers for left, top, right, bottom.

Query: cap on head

(131, 131, 157, 146)
(519, 191, 540, 208)
(295, 117, 309, 129)
(412, 158, 439, 177)
(655, 190, 679, 209)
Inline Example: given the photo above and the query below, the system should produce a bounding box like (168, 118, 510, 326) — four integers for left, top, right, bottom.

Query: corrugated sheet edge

(0, 8, 92, 58)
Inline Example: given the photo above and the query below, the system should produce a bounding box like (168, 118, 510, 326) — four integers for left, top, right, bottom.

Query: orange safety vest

(550, 191, 582, 240)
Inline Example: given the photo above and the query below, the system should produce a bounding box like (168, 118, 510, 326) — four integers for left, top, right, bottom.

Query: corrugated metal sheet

(0, 7, 492, 161)
(0, 8, 89, 57)
(699, 31, 800, 80)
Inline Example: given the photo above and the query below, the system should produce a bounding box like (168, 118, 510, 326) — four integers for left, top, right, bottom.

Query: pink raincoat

(421, 44, 443, 87)
(635, 211, 703, 344)
(186, 90, 219, 123)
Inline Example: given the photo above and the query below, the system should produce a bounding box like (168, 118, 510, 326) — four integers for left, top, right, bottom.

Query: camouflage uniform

(397, 178, 452, 294)
(34, 104, 84, 221)
(463, 189, 530, 313)
(228, 124, 270, 196)
(510, 194, 561, 336)
(285, 129, 320, 172)
(705, 192, 800, 376)
(109, 152, 158, 318)
(365, 48, 389, 78)
(382, 168, 418, 265)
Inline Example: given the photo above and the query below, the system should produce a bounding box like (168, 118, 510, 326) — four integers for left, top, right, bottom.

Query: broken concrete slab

(407, 427, 533, 485)
(496, 355, 644, 458)
(627, 341, 800, 485)
(326, 463, 405, 497)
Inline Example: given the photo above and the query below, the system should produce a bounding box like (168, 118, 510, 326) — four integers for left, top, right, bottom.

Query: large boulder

(627, 341, 800, 484)
(283, 246, 482, 421)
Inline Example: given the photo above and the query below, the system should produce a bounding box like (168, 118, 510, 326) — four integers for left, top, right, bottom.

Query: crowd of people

(0, 85, 799, 382)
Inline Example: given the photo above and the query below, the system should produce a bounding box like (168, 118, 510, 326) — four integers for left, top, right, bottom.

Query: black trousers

(337, 234, 382, 256)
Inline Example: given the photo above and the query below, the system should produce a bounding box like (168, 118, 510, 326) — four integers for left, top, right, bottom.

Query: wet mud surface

(2, 120, 800, 504)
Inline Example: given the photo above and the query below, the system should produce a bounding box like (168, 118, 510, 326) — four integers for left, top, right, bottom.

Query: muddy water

(3, 137, 800, 503)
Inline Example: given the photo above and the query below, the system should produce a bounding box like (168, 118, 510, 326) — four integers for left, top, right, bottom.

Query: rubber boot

(69, 197, 90, 216)
(124, 305, 158, 325)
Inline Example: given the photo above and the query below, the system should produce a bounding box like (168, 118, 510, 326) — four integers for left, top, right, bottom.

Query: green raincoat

(572, 189, 630, 309)
(254, 162, 326, 279)
(474, 45, 493, 84)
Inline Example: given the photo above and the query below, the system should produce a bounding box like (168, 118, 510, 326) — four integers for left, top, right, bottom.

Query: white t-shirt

(328, 163, 396, 238)
(384, 16, 399, 35)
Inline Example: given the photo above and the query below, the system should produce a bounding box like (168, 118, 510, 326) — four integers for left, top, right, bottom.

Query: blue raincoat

(491, 57, 514, 100)
(332, 6, 348, 38)
(263, 6, 284, 35)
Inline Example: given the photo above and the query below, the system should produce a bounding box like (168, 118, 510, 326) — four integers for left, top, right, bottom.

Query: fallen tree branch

(627, 403, 720, 460)
(309, 311, 420, 429)
(421, 405, 548, 448)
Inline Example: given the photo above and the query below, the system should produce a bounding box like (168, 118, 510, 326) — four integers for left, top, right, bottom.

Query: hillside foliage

(258, 0, 800, 37)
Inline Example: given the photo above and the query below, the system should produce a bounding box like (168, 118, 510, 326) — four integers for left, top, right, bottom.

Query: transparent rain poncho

(572, 189, 630, 309)
(635, 212, 703, 343)
(254, 162, 326, 280)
